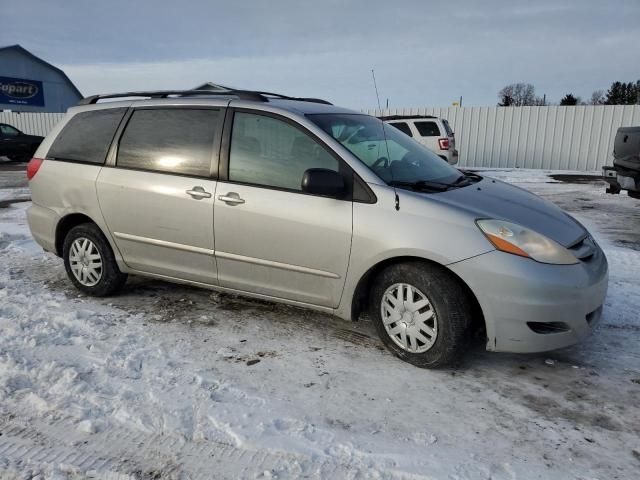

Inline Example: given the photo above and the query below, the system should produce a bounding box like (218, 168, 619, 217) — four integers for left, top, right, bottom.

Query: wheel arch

(350, 255, 485, 334)
(54, 213, 100, 257)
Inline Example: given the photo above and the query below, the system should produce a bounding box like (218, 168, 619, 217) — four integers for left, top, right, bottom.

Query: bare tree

(589, 90, 606, 105)
(497, 83, 541, 106)
(533, 95, 547, 106)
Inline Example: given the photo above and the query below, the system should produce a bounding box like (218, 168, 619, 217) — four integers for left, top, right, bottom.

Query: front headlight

(476, 219, 578, 265)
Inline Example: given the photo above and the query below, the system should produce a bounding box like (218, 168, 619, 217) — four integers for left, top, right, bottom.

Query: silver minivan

(26, 89, 608, 367)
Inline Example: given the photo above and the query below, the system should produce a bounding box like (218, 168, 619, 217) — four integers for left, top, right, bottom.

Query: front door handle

(218, 192, 245, 205)
(186, 186, 212, 199)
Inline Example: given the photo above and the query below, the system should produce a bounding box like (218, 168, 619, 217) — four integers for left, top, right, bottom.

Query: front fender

(335, 184, 494, 320)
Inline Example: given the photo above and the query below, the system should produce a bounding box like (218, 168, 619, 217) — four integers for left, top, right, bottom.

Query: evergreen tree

(605, 80, 640, 104)
(560, 94, 580, 106)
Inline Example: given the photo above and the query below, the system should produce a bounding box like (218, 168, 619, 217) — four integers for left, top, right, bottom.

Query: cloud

(5, 0, 640, 107)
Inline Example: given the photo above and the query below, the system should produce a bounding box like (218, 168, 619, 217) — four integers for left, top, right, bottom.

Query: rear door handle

(218, 192, 245, 205)
(186, 186, 212, 199)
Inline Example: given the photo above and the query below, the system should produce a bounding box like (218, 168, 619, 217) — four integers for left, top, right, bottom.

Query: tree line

(497, 81, 640, 106)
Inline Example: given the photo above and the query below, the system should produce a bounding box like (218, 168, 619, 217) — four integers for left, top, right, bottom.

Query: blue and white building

(0, 44, 82, 113)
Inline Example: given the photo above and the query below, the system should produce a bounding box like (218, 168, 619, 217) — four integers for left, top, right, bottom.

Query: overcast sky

(1, 0, 638, 109)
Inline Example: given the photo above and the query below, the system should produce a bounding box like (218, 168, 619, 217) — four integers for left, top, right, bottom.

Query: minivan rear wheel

(63, 223, 127, 296)
(370, 262, 472, 368)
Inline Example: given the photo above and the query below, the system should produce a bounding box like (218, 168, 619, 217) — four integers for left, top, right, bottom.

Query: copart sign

(0, 76, 45, 107)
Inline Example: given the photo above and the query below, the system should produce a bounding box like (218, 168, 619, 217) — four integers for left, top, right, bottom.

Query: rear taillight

(438, 138, 450, 150)
(26, 158, 43, 180)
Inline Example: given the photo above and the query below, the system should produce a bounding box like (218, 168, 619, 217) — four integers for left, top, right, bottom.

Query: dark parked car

(0, 123, 44, 161)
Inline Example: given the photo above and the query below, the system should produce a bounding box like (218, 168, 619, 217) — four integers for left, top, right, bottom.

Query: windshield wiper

(448, 171, 483, 187)
(458, 170, 483, 182)
(388, 180, 451, 192)
(389, 171, 483, 192)
(452, 175, 472, 186)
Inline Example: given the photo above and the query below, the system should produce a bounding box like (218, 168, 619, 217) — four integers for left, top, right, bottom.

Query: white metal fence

(367, 105, 640, 171)
(3, 106, 639, 171)
(0, 112, 65, 137)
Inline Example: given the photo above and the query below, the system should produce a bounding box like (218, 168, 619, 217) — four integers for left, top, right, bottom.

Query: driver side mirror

(301, 168, 346, 198)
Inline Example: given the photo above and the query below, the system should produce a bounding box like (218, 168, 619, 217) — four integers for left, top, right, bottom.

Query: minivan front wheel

(371, 262, 472, 368)
(63, 223, 127, 296)
(381, 283, 438, 353)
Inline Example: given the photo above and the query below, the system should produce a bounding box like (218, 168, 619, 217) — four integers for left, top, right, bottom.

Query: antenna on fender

(371, 69, 382, 112)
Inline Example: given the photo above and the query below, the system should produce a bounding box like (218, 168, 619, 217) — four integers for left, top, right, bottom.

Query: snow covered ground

(0, 168, 639, 479)
(0, 161, 29, 204)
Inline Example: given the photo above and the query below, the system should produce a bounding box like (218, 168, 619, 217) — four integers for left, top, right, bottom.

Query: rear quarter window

(414, 121, 441, 137)
(47, 108, 126, 164)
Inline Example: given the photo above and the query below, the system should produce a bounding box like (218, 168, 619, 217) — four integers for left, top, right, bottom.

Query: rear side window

(414, 121, 441, 137)
(117, 108, 220, 177)
(47, 108, 126, 163)
(389, 122, 412, 137)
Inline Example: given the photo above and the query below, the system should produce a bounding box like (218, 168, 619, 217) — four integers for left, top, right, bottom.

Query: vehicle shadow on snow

(87, 275, 387, 350)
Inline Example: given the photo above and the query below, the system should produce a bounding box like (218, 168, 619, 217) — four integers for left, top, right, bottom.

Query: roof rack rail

(377, 114, 437, 121)
(78, 89, 261, 105)
(78, 89, 332, 106)
(249, 91, 333, 105)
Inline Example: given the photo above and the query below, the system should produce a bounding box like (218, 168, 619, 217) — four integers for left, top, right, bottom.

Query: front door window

(229, 112, 339, 191)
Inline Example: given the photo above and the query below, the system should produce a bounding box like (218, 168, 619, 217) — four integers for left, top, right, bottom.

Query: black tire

(370, 261, 473, 368)
(62, 223, 127, 296)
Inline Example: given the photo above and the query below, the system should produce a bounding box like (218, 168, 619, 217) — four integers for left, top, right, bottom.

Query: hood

(24, 134, 45, 142)
(428, 177, 586, 247)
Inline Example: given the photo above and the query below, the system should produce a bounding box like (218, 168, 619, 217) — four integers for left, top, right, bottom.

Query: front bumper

(449, 246, 608, 353)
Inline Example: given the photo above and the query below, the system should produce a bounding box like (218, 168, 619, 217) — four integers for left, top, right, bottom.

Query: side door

(213, 109, 353, 308)
(96, 106, 222, 285)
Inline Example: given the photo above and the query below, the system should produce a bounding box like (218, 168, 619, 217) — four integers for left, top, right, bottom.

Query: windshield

(308, 113, 462, 185)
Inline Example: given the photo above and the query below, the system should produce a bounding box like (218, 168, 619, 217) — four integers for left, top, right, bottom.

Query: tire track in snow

(0, 414, 428, 479)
